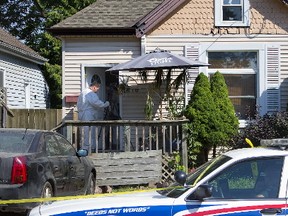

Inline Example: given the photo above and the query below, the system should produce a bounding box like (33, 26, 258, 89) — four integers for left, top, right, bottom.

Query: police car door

(172, 157, 287, 216)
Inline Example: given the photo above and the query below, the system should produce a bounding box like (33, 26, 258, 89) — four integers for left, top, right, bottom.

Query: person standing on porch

(77, 81, 110, 152)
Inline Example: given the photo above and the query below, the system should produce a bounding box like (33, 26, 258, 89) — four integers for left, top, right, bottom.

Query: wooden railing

(55, 119, 189, 170)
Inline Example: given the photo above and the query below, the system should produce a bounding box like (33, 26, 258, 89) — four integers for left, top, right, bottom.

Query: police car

(29, 139, 288, 216)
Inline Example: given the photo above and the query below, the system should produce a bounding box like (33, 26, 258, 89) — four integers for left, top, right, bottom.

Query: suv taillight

(11, 156, 27, 184)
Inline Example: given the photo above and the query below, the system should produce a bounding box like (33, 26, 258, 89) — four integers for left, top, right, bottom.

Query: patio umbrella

(106, 48, 209, 72)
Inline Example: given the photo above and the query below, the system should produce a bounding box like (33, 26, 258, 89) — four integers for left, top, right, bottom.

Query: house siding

(149, 0, 288, 36)
(60, 0, 288, 120)
(144, 35, 288, 112)
(62, 36, 142, 119)
(144, 0, 288, 112)
(0, 52, 48, 108)
(280, 43, 288, 110)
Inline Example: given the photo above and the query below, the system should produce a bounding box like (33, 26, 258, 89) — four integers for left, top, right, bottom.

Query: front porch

(56, 119, 189, 186)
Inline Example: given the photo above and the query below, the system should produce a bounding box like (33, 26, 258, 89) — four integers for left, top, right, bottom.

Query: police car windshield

(158, 155, 231, 198)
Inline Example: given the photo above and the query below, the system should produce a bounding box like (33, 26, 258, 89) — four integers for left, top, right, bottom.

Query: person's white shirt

(76, 82, 109, 151)
(77, 85, 109, 121)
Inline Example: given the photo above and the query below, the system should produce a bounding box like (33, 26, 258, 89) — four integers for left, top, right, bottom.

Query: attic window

(215, 0, 250, 27)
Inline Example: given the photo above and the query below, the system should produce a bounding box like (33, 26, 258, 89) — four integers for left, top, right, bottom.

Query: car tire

(41, 181, 53, 198)
(85, 173, 96, 195)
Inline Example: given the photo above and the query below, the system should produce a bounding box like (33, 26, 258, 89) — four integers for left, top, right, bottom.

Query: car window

(45, 134, 62, 156)
(205, 157, 284, 199)
(159, 155, 231, 198)
(54, 134, 76, 156)
(0, 131, 34, 153)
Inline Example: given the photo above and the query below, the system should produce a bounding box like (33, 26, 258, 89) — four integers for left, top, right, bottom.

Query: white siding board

(280, 44, 288, 110)
(0, 52, 48, 109)
(64, 55, 137, 62)
(62, 37, 141, 118)
(146, 34, 288, 42)
(62, 34, 288, 120)
(145, 34, 288, 114)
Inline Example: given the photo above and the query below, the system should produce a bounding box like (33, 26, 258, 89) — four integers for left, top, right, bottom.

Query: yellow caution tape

(245, 138, 254, 148)
(0, 187, 175, 205)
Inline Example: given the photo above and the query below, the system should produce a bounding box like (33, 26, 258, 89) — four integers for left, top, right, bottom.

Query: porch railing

(55, 119, 189, 170)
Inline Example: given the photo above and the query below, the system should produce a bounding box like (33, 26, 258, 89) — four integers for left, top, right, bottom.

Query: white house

(0, 28, 49, 109)
(50, 0, 288, 128)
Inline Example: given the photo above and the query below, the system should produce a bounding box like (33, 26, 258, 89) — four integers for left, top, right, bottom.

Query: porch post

(181, 126, 188, 172)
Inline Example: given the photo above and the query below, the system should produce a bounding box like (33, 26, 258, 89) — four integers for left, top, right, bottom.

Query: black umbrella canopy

(106, 48, 209, 72)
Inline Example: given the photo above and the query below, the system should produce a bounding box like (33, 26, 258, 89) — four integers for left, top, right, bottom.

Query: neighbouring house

(0, 28, 49, 109)
(49, 0, 288, 128)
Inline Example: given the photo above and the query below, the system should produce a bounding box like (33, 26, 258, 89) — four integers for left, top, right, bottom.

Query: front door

(85, 67, 106, 120)
(83, 66, 121, 150)
(84, 66, 120, 120)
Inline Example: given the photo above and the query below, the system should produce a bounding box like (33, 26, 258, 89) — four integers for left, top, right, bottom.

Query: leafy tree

(184, 72, 218, 165)
(0, 0, 97, 108)
(183, 123, 202, 169)
(43, 63, 62, 107)
(210, 71, 239, 153)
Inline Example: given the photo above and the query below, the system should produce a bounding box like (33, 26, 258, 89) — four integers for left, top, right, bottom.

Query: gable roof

(50, 0, 163, 36)
(49, 0, 187, 37)
(50, 0, 288, 37)
(134, 0, 189, 37)
(0, 28, 47, 64)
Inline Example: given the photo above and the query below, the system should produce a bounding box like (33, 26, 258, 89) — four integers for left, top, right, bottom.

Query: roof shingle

(51, 0, 164, 29)
(0, 28, 47, 63)
(50, 0, 288, 37)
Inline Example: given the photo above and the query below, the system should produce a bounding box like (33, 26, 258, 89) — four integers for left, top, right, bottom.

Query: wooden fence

(4, 109, 62, 130)
(90, 150, 162, 186)
(58, 119, 189, 186)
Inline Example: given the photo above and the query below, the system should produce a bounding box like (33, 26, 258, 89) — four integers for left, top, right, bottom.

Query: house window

(215, 0, 250, 27)
(208, 51, 257, 119)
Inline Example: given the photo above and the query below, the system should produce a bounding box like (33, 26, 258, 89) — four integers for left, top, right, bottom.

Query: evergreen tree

(184, 72, 218, 164)
(210, 71, 239, 151)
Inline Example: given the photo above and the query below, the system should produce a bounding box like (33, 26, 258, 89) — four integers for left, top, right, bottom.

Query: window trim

(208, 70, 257, 119)
(199, 43, 265, 128)
(215, 0, 250, 27)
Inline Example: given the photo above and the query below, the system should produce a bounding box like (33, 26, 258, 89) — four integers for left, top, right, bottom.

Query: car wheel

(41, 182, 53, 198)
(85, 173, 96, 195)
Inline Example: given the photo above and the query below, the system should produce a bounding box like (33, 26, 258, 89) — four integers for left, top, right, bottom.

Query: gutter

(0, 42, 47, 65)
(48, 27, 136, 36)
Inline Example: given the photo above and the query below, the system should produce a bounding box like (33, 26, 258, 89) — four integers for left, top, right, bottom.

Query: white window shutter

(185, 44, 200, 105)
(266, 46, 280, 113)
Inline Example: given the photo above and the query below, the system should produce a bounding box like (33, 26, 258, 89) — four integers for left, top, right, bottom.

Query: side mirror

(193, 184, 213, 200)
(77, 149, 88, 157)
(174, 170, 187, 185)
